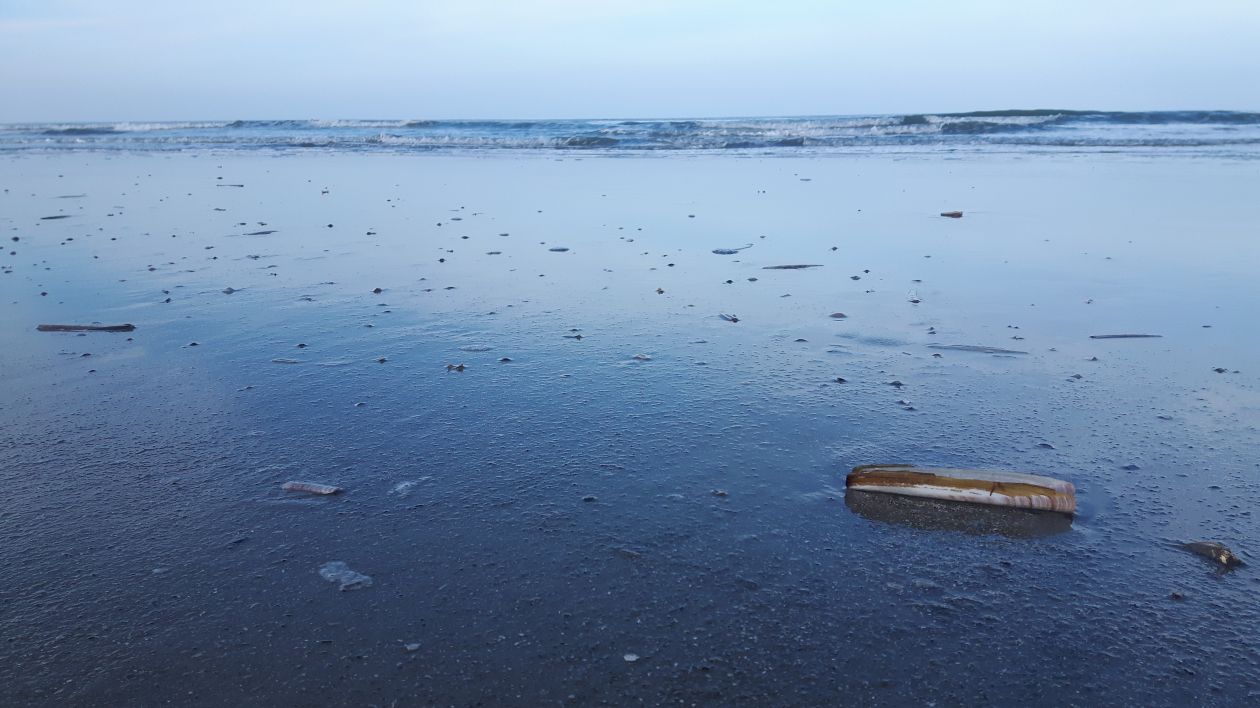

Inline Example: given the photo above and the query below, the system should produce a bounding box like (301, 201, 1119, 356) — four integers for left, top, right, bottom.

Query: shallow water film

(2, 152, 1258, 705)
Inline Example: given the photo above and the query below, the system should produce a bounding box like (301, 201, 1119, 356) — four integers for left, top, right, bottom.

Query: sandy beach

(2, 150, 1258, 705)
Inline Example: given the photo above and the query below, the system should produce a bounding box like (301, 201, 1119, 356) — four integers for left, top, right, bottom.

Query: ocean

(5, 110, 1260, 156)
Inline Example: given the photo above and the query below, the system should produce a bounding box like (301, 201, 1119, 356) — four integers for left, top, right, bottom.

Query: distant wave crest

(41, 126, 118, 136)
(6, 111, 1260, 156)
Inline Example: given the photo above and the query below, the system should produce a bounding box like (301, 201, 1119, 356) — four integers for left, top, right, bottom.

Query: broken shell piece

(846, 465, 1076, 514)
(282, 481, 343, 495)
(1181, 541, 1245, 569)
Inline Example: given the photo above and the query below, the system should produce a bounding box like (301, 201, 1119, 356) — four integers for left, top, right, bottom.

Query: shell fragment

(282, 481, 343, 495)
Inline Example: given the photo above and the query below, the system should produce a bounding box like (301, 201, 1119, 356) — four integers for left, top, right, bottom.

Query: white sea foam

(5, 112, 1259, 156)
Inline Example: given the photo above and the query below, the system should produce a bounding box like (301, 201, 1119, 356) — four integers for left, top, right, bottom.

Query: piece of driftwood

(37, 324, 135, 332)
(846, 464, 1076, 514)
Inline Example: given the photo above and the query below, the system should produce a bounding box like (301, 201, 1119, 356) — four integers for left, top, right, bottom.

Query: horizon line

(4, 107, 1260, 125)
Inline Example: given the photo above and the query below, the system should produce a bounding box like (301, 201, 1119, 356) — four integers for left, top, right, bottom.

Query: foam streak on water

(3, 111, 1260, 156)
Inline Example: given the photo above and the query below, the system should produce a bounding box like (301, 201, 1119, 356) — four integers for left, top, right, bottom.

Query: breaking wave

(6, 111, 1260, 156)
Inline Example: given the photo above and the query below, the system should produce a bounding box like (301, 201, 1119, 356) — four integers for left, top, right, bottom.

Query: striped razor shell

(846, 465, 1076, 514)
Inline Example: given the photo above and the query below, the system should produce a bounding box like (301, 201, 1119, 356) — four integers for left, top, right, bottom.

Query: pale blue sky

(2, 0, 1257, 121)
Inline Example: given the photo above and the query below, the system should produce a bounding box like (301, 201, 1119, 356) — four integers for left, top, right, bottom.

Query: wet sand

(2, 152, 1259, 705)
